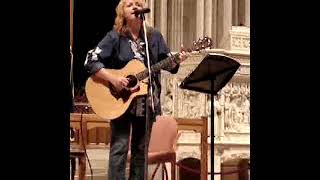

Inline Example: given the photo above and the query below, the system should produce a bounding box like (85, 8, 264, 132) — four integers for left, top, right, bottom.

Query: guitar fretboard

(136, 53, 179, 81)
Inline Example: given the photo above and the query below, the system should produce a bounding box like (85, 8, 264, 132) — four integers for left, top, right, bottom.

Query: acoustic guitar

(85, 36, 212, 120)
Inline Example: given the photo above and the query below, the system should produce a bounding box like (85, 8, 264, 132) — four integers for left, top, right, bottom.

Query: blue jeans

(108, 113, 153, 180)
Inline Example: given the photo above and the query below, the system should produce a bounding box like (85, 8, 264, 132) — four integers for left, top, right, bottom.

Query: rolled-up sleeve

(84, 31, 117, 75)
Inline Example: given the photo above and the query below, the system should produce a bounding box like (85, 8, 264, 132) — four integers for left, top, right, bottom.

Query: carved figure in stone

(228, 84, 237, 128)
(163, 94, 173, 115)
(213, 96, 220, 121)
(206, 95, 211, 116)
(232, 84, 245, 125)
(242, 96, 250, 124)
(217, 92, 225, 136)
(245, 85, 250, 124)
(182, 90, 201, 118)
(238, 84, 250, 124)
(215, 94, 224, 116)
(213, 95, 220, 136)
(223, 84, 232, 130)
(162, 77, 174, 115)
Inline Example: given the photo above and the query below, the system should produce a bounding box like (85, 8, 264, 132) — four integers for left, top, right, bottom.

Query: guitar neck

(134, 36, 213, 81)
(135, 53, 179, 81)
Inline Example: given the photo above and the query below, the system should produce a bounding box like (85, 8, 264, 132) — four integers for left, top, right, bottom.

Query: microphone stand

(139, 12, 154, 180)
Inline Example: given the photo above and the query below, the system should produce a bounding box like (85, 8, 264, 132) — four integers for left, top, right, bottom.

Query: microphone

(133, 8, 150, 17)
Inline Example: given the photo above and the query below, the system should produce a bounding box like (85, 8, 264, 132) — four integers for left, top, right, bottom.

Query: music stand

(179, 53, 240, 179)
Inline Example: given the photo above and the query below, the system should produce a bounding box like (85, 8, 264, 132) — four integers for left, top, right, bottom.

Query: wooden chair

(70, 113, 110, 180)
(70, 147, 86, 180)
(70, 116, 86, 180)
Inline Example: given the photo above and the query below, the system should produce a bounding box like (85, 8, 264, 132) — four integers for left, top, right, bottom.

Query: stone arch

(221, 153, 250, 180)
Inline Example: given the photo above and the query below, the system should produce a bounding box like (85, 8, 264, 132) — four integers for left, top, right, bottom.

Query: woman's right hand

(110, 76, 129, 92)
(92, 68, 130, 93)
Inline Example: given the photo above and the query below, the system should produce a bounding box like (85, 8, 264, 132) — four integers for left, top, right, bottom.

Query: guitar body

(85, 59, 148, 120)
(85, 36, 212, 120)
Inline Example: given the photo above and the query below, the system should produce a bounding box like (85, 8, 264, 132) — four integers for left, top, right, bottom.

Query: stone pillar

(160, 0, 168, 40)
(145, 0, 154, 27)
(232, 0, 239, 26)
(245, 0, 250, 26)
(173, 0, 177, 50)
(212, 0, 218, 48)
(182, 0, 197, 48)
(217, 0, 232, 49)
(196, 0, 204, 39)
(238, 0, 244, 26)
(204, 0, 212, 39)
(178, 0, 183, 50)
(168, 0, 175, 51)
(168, 0, 183, 51)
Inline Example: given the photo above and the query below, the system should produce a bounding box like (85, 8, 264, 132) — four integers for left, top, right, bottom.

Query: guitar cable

(80, 107, 94, 180)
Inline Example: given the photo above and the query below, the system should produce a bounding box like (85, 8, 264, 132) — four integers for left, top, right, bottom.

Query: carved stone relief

(176, 145, 201, 160)
(177, 87, 207, 118)
(221, 133, 250, 145)
(160, 72, 175, 116)
(219, 82, 250, 134)
(214, 145, 250, 163)
(161, 51, 250, 135)
(230, 26, 250, 52)
(235, 63, 250, 75)
(221, 152, 250, 163)
(160, 51, 250, 176)
(177, 131, 201, 144)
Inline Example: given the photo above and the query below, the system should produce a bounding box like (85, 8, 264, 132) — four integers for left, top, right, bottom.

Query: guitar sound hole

(126, 75, 138, 88)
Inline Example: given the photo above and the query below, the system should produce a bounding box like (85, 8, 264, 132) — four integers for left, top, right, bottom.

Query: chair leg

(71, 158, 76, 180)
(171, 161, 176, 180)
(161, 164, 164, 180)
(163, 163, 168, 180)
(151, 163, 161, 180)
(161, 163, 164, 180)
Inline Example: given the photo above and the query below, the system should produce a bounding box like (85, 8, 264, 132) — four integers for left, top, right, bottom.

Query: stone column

(173, 0, 177, 50)
(168, 0, 175, 51)
(196, 0, 204, 39)
(213, 147, 224, 180)
(168, 0, 183, 51)
(245, 0, 250, 26)
(212, 0, 218, 48)
(160, 0, 168, 41)
(145, 0, 154, 27)
(217, 0, 232, 50)
(204, 0, 212, 39)
(177, 0, 183, 50)
(232, 0, 239, 26)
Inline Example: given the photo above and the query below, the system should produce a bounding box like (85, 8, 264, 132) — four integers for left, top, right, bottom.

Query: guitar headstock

(171, 36, 213, 64)
(191, 36, 213, 52)
(179, 36, 213, 53)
